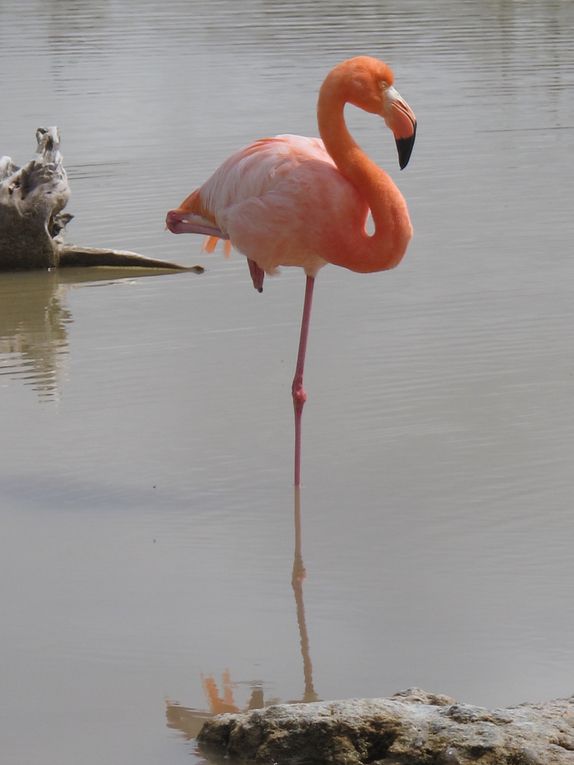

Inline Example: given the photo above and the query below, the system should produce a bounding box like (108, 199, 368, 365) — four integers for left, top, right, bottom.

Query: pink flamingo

(166, 56, 416, 486)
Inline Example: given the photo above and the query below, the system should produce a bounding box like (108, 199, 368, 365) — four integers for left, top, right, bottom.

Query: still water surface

(1, 1, 574, 763)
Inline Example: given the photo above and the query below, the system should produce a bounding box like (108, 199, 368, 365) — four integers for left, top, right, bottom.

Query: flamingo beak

(383, 86, 417, 169)
(396, 123, 416, 170)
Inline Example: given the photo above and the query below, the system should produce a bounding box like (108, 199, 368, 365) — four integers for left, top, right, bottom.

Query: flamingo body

(169, 135, 368, 278)
(166, 56, 416, 485)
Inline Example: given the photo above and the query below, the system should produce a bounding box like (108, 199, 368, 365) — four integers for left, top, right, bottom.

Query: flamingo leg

(292, 275, 315, 487)
(247, 258, 265, 293)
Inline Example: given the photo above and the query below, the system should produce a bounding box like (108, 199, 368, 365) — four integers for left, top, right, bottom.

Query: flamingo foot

(248, 258, 265, 292)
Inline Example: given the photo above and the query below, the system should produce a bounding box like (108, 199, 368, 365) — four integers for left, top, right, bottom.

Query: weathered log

(57, 245, 202, 271)
(0, 127, 200, 272)
(197, 688, 574, 764)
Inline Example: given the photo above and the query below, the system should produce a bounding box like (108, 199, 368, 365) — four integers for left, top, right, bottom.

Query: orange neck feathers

(317, 62, 413, 273)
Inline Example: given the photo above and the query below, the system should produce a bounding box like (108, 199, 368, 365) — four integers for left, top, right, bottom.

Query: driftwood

(0, 127, 201, 272)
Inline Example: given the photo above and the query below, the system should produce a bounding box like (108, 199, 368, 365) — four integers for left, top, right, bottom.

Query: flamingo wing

(167, 135, 367, 277)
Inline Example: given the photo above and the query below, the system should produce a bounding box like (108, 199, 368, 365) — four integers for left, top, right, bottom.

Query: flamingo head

(335, 56, 417, 169)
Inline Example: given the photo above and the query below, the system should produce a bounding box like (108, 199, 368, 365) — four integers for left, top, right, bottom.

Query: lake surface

(1, 1, 574, 763)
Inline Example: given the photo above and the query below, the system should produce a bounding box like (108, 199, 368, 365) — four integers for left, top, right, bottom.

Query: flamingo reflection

(166, 487, 319, 740)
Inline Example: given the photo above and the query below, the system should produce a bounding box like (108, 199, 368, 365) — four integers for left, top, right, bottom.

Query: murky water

(1, 1, 574, 763)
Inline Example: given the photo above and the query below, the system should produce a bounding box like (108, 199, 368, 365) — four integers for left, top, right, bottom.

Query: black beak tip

(396, 121, 417, 170)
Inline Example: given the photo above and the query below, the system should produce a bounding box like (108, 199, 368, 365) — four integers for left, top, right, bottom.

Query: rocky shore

(197, 688, 574, 764)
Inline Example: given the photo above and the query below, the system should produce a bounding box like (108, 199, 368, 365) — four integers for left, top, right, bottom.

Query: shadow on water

(0, 267, 184, 400)
(166, 487, 319, 743)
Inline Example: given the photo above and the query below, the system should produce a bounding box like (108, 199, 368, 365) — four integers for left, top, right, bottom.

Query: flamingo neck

(317, 75, 412, 273)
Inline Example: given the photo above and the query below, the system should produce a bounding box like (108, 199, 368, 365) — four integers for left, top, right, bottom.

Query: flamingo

(166, 56, 416, 486)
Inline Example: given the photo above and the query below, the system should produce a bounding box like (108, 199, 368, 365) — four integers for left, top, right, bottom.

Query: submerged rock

(197, 688, 574, 764)
(0, 127, 200, 272)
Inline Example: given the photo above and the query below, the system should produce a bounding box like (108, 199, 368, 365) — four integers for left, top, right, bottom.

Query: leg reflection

(291, 486, 319, 703)
(166, 486, 320, 741)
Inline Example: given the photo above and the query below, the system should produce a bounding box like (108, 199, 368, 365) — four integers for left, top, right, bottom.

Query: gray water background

(1, 1, 574, 763)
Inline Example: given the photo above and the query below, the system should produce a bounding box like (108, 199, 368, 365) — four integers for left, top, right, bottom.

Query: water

(1, 1, 574, 763)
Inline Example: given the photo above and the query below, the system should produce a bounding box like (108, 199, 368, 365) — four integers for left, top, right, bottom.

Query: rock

(0, 127, 200, 272)
(197, 688, 574, 764)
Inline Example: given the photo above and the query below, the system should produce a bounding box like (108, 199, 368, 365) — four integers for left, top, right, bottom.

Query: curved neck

(317, 75, 412, 273)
